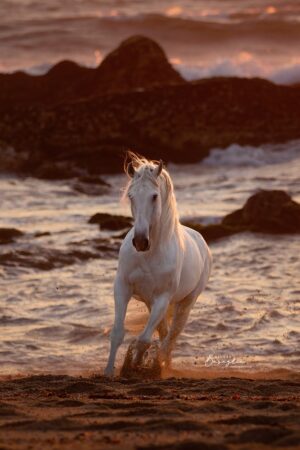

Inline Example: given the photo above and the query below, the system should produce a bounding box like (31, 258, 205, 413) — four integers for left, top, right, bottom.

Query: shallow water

(0, 141, 300, 375)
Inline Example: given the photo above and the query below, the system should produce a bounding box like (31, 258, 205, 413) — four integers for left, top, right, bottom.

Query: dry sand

(0, 371, 299, 450)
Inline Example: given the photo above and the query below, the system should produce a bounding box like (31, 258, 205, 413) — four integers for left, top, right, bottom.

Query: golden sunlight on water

(0, 142, 299, 376)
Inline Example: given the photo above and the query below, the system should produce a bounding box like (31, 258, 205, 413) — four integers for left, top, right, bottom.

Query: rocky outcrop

(0, 36, 184, 107)
(185, 190, 300, 241)
(222, 190, 300, 234)
(91, 35, 184, 95)
(0, 37, 300, 177)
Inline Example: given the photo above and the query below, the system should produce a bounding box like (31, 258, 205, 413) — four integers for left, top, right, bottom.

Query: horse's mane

(123, 151, 184, 247)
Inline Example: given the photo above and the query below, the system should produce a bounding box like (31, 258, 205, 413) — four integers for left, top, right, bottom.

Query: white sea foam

(202, 141, 300, 167)
(177, 60, 300, 85)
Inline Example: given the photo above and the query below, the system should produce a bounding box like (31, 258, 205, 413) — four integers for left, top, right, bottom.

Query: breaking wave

(202, 141, 300, 167)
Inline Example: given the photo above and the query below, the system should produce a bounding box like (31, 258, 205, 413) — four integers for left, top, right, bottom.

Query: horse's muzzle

(132, 236, 150, 252)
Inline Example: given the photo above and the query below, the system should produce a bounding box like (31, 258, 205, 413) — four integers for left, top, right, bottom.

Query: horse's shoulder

(182, 224, 204, 241)
(181, 224, 210, 254)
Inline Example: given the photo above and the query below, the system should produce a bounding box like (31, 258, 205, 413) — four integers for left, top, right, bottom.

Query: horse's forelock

(123, 153, 174, 206)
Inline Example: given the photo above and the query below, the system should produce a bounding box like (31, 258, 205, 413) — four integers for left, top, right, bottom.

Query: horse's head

(126, 159, 163, 252)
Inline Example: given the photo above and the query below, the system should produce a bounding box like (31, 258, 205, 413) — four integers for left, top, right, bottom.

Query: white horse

(104, 154, 212, 376)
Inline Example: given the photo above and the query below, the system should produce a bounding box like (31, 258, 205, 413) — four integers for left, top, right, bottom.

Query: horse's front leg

(104, 276, 131, 377)
(133, 294, 169, 365)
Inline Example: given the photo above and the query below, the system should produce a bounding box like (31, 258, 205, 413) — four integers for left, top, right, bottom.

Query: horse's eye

(152, 194, 158, 201)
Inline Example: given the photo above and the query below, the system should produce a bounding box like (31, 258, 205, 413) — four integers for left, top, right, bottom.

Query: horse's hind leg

(160, 293, 197, 367)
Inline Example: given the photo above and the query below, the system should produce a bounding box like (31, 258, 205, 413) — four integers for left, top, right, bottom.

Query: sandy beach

(1, 2, 300, 450)
(0, 371, 299, 450)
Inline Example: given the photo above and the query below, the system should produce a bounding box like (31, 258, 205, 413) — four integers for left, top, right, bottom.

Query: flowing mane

(123, 152, 183, 246)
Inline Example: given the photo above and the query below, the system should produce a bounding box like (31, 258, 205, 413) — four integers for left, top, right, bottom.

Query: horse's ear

(127, 162, 135, 178)
(155, 160, 163, 178)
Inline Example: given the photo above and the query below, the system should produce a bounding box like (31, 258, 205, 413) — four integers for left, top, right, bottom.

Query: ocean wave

(202, 141, 300, 167)
(1, 6, 299, 85)
(177, 59, 300, 85)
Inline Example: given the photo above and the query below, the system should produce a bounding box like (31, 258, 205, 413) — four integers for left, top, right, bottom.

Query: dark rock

(185, 190, 300, 242)
(0, 36, 184, 108)
(223, 190, 300, 233)
(0, 228, 24, 245)
(0, 37, 300, 176)
(1, 76, 300, 177)
(183, 222, 239, 242)
(88, 213, 132, 231)
(92, 35, 184, 94)
(34, 232, 51, 238)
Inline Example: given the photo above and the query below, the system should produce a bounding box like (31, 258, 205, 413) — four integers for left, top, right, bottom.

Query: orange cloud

(265, 6, 277, 14)
(166, 6, 182, 17)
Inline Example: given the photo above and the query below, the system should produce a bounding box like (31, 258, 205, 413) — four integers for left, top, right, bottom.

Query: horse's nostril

(132, 238, 136, 248)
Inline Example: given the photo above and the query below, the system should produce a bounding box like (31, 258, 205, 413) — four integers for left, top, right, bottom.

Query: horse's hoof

(120, 340, 162, 379)
(104, 367, 114, 378)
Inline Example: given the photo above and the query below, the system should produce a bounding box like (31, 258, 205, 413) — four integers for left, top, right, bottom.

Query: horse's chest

(129, 263, 174, 302)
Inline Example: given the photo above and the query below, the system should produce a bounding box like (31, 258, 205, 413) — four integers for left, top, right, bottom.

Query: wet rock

(186, 190, 300, 242)
(0, 248, 96, 270)
(183, 222, 238, 242)
(223, 190, 300, 234)
(0, 228, 24, 245)
(88, 213, 132, 230)
(0, 237, 120, 270)
(34, 232, 51, 238)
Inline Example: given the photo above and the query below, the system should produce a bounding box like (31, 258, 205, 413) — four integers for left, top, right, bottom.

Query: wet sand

(0, 372, 299, 449)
